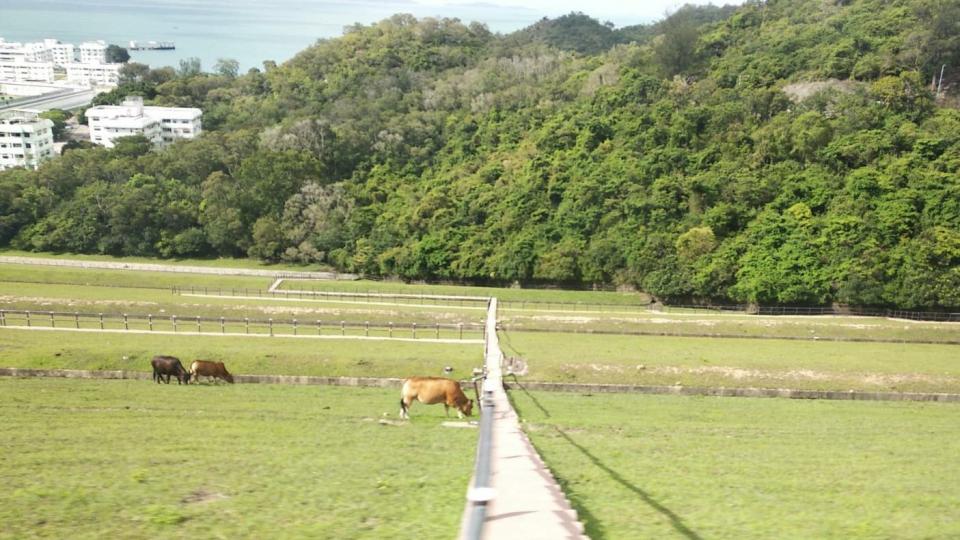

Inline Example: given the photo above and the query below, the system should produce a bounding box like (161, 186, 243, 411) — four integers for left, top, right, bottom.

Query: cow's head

(224, 373, 235, 384)
(182, 372, 192, 384)
(460, 399, 474, 417)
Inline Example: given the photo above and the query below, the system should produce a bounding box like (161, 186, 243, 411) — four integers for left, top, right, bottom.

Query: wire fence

(659, 304, 960, 322)
(0, 309, 484, 341)
(177, 284, 657, 313)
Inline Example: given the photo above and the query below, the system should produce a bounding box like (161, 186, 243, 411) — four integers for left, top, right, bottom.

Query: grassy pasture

(0, 328, 482, 378)
(0, 248, 334, 272)
(277, 278, 652, 305)
(0, 280, 487, 327)
(509, 389, 960, 539)
(499, 310, 960, 343)
(0, 263, 275, 291)
(501, 331, 960, 393)
(0, 378, 475, 539)
(4, 263, 957, 344)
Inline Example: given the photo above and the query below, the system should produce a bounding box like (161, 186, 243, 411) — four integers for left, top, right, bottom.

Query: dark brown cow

(400, 376, 473, 419)
(151, 355, 190, 385)
(190, 360, 234, 384)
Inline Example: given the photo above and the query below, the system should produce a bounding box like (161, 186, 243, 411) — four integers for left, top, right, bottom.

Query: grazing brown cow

(189, 360, 234, 384)
(400, 376, 473, 419)
(151, 355, 190, 385)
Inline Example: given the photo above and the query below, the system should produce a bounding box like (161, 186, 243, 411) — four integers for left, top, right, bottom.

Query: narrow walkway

(460, 298, 587, 539)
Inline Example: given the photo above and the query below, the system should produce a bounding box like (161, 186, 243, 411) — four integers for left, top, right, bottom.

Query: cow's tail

(399, 398, 408, 417)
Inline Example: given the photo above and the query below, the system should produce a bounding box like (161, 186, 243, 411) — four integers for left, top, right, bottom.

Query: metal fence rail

(179, 285, 657, 313)
(0, 309, 484, 341)
(661, 304, 960, 322)
(461, 298, 499, 539)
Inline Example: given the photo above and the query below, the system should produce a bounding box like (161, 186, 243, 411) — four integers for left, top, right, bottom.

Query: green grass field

(501, 331, 960, 393)
(509, 389, 960, 539)
(0, 263, 276, 291)
(0, 280, 487, 327)
(277, 278, 652, 305)
(0, 248, 335, 272)
(0, 378, 475, 539)
(499, 310, 960, 343)
(0, 328, 482, 379)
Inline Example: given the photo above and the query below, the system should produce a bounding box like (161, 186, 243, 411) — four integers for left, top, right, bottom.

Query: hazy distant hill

(2, 0, 959, 309)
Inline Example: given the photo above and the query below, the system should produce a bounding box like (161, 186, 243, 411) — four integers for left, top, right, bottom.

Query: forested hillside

(2, 0, 959, 309)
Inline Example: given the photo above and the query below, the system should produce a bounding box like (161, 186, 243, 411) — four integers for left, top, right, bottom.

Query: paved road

(0, 88, 96, 112)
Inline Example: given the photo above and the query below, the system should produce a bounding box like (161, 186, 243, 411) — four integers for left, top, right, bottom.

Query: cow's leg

(164, 373, 171, 384)
(444, 404, 450, 417)
(400, 397, 411, 419)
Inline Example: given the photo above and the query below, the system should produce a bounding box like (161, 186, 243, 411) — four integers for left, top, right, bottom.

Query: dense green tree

(0, 3, 958, 309)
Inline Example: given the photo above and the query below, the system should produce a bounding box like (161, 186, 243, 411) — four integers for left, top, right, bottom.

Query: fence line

(178, 285, 657, 313)
(0, 309, 483, 341)
(660, 304, 960, 322)
(499, 326, 960, 346)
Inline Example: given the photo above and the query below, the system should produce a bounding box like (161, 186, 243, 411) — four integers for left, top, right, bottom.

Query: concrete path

(0, 255, 357, 280)
(460, 298, 587, 539)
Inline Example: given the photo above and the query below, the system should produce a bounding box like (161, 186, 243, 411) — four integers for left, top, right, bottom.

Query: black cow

(151, 355, 191, 385)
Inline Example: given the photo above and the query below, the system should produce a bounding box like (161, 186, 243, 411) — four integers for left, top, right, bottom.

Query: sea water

(0, 0, 546, 71)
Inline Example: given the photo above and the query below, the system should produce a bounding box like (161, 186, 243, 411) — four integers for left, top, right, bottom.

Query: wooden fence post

(245, 318, 249, 334)
(148, 314, 153, 331)
(172, 315, 177, 333)
(26, 310, 31, 327)
(269, 318, 273, 336)
(412, 322, 417, 339)
(196, 316, 201, 333)
(99, 313, 103, 330)
(123, 313, 128, 330)
(220, 317, 225, 334)
(75, 312, 80, 329)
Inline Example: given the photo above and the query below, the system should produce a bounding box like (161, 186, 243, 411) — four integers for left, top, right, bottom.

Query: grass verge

(509, 389, 960, 539)
(0, 378, 474, 539)
(501, 331, 960, 393)
(0, 327, 483, 379)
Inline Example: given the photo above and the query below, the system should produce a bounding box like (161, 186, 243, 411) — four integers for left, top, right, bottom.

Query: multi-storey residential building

(86, 96, 202, 148)
(65, 62, 121, 86)
(0, 38, 121, 87)
(78, 40, 108, 64)
(0, 110, 55, 170)
(0, 60, 55, 83)
(42, 39, 76, 66)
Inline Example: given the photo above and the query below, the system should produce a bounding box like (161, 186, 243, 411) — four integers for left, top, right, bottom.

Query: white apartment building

(65, 62, 120, 86)
(0, 60, 55, 83)
(0, 38, 120, 87)
(86, 97, 202, 148)
(0, 110, 55, 170)
(43, 39, 76, 66)
(0, 39, 48, 63)
(78, 41, 108, 64)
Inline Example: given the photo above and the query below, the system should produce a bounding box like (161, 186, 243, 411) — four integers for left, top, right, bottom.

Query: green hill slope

(1, 0, 958, 309)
